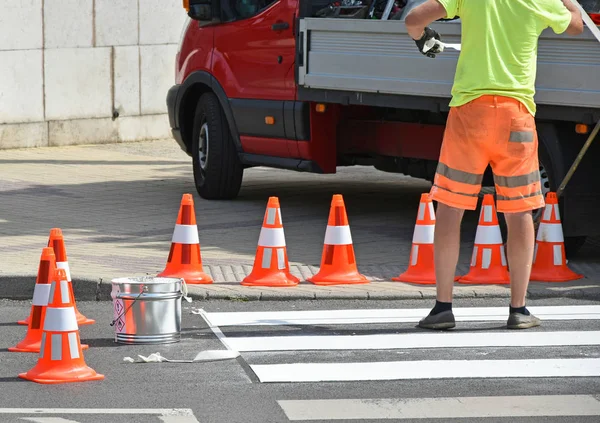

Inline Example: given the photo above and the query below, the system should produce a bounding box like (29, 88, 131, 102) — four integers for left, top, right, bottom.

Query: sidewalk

(1, 140, 599, 302)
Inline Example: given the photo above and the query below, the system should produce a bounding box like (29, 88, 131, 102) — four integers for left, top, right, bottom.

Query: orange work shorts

(430, 95, 545, 213)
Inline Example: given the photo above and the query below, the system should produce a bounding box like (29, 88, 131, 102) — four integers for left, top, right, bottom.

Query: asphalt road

(1, 297, 600, 423)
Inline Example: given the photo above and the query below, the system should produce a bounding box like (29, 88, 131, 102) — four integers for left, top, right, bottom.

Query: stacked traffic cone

(392, 193, 437, 285)
(242, 197, 299, 287)
(19, 268, 103, 384)
(308, 194, 368, 285)
(10, 247, 56, 353)
(530, 192, 584, 282)
(158, 193, 212, 284)
(458, 194, 510, 285)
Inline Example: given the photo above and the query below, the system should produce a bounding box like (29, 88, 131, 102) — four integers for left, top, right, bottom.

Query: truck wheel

(537, 138, 587, 257)
(192, 92, 243, 200)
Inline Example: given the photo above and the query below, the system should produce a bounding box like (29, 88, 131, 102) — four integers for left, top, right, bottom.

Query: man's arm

(561, 0, 584, 35)
(405, 0, 450, 40)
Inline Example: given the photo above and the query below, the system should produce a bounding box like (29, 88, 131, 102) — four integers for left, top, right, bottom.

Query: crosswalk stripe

(250, 358, 600, 382)
(203, 305, 600, 327)
(277, 395, 600, 420)
(223, 330, 600, 352)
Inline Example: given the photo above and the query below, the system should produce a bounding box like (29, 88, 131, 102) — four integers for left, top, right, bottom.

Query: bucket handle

(110, 285, 148, 327)
(181, 279, 192, 303)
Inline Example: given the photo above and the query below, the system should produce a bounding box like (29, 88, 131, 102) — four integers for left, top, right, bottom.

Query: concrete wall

(0, 0, 189, 149)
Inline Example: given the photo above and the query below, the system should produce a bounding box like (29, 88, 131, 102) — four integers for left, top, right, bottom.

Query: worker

(404, 0, 584, 330)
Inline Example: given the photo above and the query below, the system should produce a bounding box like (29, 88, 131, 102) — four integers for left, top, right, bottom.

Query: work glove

(414, 27, 443, 58)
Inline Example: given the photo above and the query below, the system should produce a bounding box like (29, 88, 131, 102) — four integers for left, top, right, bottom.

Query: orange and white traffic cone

(308, 194, 368, 285)
(157, 193, 212, 284)
(392, 193, 437, 285)
(242, 197, 299, 287)
(19, 268, 103, 384)
(49, 228, 94, 325)
(458, 194, 510, 285)
(530, 192, 583, 282)
(10, 247, 56, 353)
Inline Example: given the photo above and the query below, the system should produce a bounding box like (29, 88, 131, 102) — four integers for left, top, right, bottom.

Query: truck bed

(297, 18, 600, 121)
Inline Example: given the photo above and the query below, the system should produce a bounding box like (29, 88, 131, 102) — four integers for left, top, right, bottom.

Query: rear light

(183, 0, 190, 11)
(590, 14, 600, 25)
(576, 123, 590, 134)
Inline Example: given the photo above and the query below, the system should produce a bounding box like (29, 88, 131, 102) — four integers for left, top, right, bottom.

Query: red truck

(167, 0, 600, 255)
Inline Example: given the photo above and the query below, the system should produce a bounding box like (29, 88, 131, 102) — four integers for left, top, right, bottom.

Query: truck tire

(191, 92, 243, 200)
(537, 132, 587, 257)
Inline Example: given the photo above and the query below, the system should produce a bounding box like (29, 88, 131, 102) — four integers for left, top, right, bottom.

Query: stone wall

(0, 0, 189, 149)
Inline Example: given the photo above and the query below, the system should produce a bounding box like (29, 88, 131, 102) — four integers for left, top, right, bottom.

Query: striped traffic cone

(19, 268, 103, 384)
(10, 247, 56, 353)
(458, 194, 510, 285)
(530, 192, 584, 282)
(308, 194, 368, 285)
(393, 193, 437, 285)
(49, 228, 94, 325)
(157, 193, 212, 284)
(242, 197, 299, 287)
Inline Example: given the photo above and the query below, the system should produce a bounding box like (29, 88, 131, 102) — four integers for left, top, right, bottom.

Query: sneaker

(418, 310, 456, 330)
(507, 312, 541, 329)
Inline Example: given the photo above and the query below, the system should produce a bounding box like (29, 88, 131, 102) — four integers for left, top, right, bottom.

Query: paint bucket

(110, 276, 185, 344)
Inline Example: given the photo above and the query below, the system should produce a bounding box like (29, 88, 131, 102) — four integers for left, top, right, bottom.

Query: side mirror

(187, 0, 221, 25)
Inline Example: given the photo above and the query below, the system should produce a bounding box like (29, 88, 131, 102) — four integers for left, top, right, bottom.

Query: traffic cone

(10, 247, 56, 353)
(392, 193, 437, 284)
(530, 192, 584, 282)
(157, 193, 212, 284)
(19, 268, 103, 384)
(241, 197, 299, 287)
(458, 194, 510, 285)
(308, 194, 368, 285)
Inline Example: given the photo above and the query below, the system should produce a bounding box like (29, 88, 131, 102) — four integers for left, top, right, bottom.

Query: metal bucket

(110, 276, 184, 344)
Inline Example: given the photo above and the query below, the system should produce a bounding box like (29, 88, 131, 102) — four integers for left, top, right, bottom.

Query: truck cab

(167, 0, 600, 255)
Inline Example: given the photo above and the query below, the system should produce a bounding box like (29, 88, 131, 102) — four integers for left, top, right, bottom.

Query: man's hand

(414, 27, 443, 58)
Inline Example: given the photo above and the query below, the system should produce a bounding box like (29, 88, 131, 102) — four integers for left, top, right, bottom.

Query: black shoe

(418, 310, 456, 330)
(507, 312, 541, 329)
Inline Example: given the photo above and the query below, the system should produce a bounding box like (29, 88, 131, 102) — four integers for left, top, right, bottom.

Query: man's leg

(434, 203, 465, 302)
(504, 210, 541, 329)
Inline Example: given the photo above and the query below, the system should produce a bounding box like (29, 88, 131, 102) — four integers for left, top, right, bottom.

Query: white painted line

(251, 358, 600, 382)
(22, 418, 80, 423)
(0, 409, 195, 415)
(225, 330, 600, 352)
(278, 395, 600, 420)
(203, 305, 600, 327)
(197, 309, 236, 351)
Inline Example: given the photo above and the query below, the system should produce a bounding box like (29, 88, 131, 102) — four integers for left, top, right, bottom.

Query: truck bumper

(166, 84, 188, 155)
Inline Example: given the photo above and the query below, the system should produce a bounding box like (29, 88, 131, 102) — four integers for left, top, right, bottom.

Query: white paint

(0, 1, 42, 50)
(251, 358, 600, 382)
(474, 225, 503, 245)
(22, 418, 80, 423)
(172, 224, 200, 245)
(114, 46, 141, 117)
(0, 50, 44, 124)
(278, 395, 600, 420)
(411, 224, 434, 244)
(0, 409, 199, 422)
(56, 262, 72, 283)
(44, 0, 93, 48)
(44, 48, 112, 120)
(202, 305, 600, 327)
(324, 225, 352, 245)
(258, 227, 286, 247)
(224, 330, 600, 352)
(95, 0, 139, 47)
(140, 44, 179, 114)
(44, 307, 78, 332)
(32, 284, 51, 306)
(537, 222, 565, 243)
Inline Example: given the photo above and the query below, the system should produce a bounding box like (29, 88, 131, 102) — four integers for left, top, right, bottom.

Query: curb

(2, 274, 600, 302)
